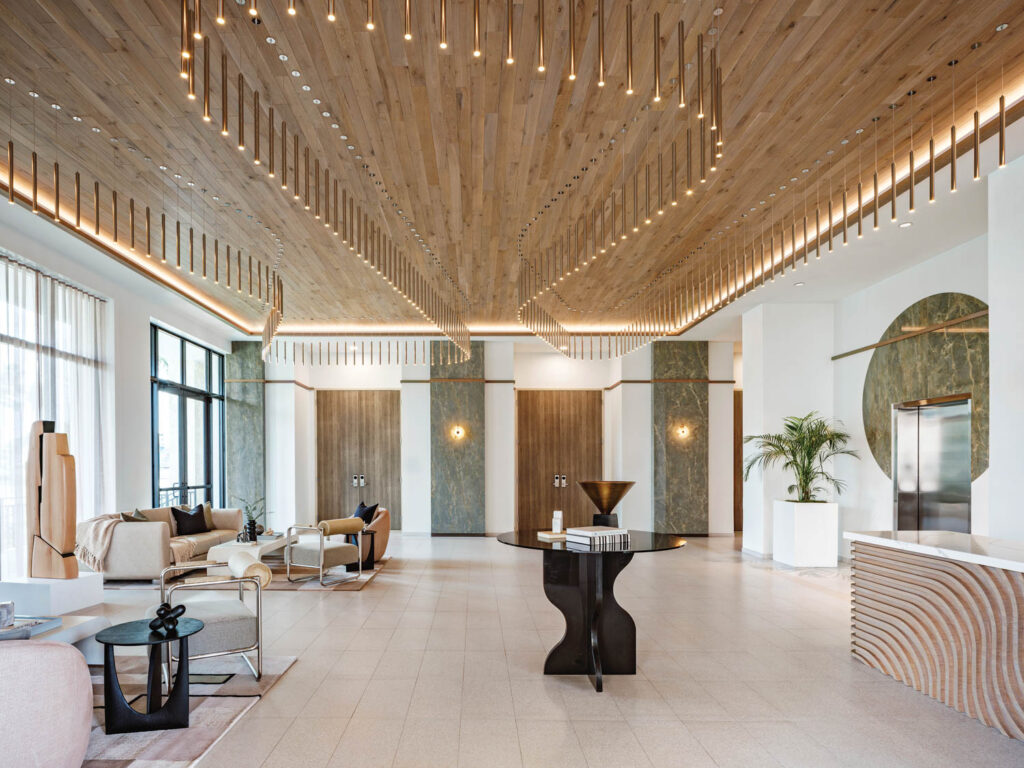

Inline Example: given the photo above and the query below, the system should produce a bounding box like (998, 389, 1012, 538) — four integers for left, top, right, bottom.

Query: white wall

(618, 347, 654, 530)
(987, 154, 1024, 541)
(0, 197, 241, 514)
(742, 303, 836, 555)
(833, 235, 989, 544)
(708, 342, 735, 535)
(485, 342, 515, 533)
(400, 366, 432, 534)
(514, 345, 617, 389)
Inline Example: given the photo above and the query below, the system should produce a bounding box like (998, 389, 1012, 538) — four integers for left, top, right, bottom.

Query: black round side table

(95, 617, 204, 734)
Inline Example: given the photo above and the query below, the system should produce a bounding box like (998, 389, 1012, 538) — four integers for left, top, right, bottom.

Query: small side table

(346, 529, 376, 572)
(95, 617, 204, 734)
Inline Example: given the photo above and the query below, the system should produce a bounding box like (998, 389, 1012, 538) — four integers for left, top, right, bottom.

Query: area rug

(104, 556, 389, 592)
(83, 653, 294, 767)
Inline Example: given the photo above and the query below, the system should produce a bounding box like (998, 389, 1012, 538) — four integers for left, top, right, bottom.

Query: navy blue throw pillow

(173, 503, 211, 535)
(355, 502, 378, 524)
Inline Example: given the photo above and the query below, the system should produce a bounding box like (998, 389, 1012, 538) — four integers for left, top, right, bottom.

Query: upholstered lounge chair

(286, 517, 364, 585)
(357, 506, 391, 564)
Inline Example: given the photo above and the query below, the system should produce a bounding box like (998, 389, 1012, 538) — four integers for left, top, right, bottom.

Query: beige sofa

(0, 640, 92, 767)
(82, 506, 242, 581)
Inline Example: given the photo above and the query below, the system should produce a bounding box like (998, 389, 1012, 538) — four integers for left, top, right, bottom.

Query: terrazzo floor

(93, 534, 1024, 768)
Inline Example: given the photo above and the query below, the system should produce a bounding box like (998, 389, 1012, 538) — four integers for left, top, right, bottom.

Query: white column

(742, 303, 835, 555)
(618, 346, 653, 530)
(400, 362, 432, 534)
(988, 154, 1024, 541)
(707, 341, 735, 535)
(484, 341, 515, 534)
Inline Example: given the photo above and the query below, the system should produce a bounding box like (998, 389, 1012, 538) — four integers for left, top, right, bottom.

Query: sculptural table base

(542, 549, 636, 692)
(102, 637, 192, 734)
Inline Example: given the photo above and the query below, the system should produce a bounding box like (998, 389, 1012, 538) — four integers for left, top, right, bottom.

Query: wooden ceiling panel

(0, 0, 1022, 331)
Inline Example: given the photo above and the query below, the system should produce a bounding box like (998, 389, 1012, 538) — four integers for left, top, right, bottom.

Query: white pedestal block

(0, 572, 104, 615)
(772, 500, 839, 567)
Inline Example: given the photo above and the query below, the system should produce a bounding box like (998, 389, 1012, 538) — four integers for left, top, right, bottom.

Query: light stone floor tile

(97, 534, 1024, 768)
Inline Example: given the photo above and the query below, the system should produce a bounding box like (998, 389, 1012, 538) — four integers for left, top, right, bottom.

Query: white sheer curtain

(0, 249, 107, 579)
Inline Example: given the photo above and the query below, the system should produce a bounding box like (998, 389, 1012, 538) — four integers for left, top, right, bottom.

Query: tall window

(0, 250, 108, 579)
(151, 326, 224, 508)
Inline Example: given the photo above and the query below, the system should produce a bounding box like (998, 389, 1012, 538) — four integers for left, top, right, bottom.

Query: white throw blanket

(75, 514, 197, 572)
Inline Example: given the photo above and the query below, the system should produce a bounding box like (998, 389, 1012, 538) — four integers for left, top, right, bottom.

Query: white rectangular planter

(772, 500, 839, 567)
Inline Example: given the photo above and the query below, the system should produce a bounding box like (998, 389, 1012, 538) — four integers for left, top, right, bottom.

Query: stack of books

(565, 525, 630, 550)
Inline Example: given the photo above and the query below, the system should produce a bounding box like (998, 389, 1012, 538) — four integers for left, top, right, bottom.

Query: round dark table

(95, 617, 204, 734)
(497, 530, 685, 691)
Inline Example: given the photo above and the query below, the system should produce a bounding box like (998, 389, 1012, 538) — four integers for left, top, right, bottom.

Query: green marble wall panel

(224, 340, 265, 509)
(430, 341, 485, 533)
(863, 293, 988, 479)
(652, 341, 709, 534)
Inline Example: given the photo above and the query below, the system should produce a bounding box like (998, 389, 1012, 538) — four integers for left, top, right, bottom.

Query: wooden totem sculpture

(25, 420, 78, 579)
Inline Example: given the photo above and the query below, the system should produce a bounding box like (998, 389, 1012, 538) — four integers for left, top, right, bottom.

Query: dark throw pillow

(355, 502, 379, 525)
(120, 509, 150, 523)
(173, 503, 210, 535)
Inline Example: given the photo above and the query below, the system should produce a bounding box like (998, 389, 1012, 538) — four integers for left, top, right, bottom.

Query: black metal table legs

(542, 549, 636, 691)
(103, 637, 192, 733)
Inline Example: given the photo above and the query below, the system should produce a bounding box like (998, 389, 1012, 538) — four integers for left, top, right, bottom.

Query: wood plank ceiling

(1, 0, 1022, 330)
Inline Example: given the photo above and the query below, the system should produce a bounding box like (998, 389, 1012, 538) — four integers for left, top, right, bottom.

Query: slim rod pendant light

(653, 13, 661, 102)
(225, 245, 230, 285)
(194, 0, 202, 41)
(802, 216, 808, 265)
(973, 110, 980, 179)
(671, 141, 677, 204)
(678, 21, 685, 108)
(841, 190, 848, 245)
(293, 135, 299, 198)
(175, 219, 180, 267)
(314, 158, 320, 218)
(188, 226, 193, 271)
(632, 172, 638, 231)
(30, 152, 38, 213)
(6, 140, 12, 205)
(217, 0, 226, 24)
(287, 0, 296, 16)
(568, 0, 576, 79)
(873, 171, 879, 229)
(890, 161, 897, 221)
(950, 124, 957, 192)
(715, 67, 724, 152)
(626, 3, 634, 95)
(220, 53, 228, 135)
(709, 46, 717, 131)
(74, 171, 81, 226)
(187, 45, 196, 100)
(908, 150, 914, 212)
(814, 206, 820, 258)
(857, 183, 863, 238)
(929, 138, 936, 201)
(697, 34, 704, 119)
(536, 0, 544, 70)
(644, 163, 650, 223)
(304, 146, 310, 209)
(366, 0, 375, 30)
(827, 200, 833, 252)
(325, 168, 330, 227)
(253, 90, 261, 164)
(598, 0, 606, 85)
(181, 0, 189, 60)
(328, 0, 336, 22)
(145, 206, 151, 255)
(686, 128, 693, 193)
(129, 197, 135, 248)
(699, 118, 706, 182)
(268, 107, 275, 177)
(53, 161, 60, 222)
(161, 214, 166, 261)
(506, 0, 515, 63)
(249, 0, 257, 19)
(658, 151, 664, 213)
(440, 0, 448, 49)
(281, 122, 288, 189)
(999, 95, 1006, 168)
(202, 37, 211, 121)
(237, 73, 245, 150)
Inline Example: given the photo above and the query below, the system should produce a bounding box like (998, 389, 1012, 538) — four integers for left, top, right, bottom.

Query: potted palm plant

(744, 412, 859, 567)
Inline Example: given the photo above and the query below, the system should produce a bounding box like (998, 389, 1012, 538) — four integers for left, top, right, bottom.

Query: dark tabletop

(95, 617, 204, 647)
(497, 529, 686, 554)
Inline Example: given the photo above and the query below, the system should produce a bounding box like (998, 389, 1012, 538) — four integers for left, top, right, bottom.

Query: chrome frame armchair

(157, 559, 264, 684)
(286, 518, 364, 586)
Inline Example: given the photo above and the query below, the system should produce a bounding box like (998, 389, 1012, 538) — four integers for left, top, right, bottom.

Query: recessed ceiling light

(279, 54, 288, 61)
(50, 103, 60, 110)
(996, 23, 1009, 31)
(265, 36, 275, 44)
(291, 70, 301, 77)
(339, 134, 348, 140)
(322, 111, 330, 117)
(331, 123, 339, 128)
(794, 281, 805, 287)
(347, 145, 355, 150)
(899, 221, 913, 228)
(3, 77, 14, 85)
(301, 85, 311, 92)
(91, 126, 101, 132)
(72, 115, 82, 122)
(28, 91, 39, 98)
(158, 165, 168, 170)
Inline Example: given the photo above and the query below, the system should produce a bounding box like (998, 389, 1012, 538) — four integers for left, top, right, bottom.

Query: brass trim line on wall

(831, 309, 988, 361)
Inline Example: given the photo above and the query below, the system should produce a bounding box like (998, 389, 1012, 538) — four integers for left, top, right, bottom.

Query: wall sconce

(674, 425, 691, 440)
(450, 425, 466, 441)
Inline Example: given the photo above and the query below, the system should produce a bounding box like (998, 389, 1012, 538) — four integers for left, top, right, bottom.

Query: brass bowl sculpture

(577, 480, 635, 515)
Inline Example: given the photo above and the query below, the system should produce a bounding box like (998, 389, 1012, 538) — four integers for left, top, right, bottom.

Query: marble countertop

(844, 530, 1024, 574)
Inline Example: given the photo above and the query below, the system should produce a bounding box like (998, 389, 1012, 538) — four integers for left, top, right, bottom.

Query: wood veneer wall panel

(315, 390, 401, 527)
(515, 389, 603, 531)
(850, 542, 1024, 739)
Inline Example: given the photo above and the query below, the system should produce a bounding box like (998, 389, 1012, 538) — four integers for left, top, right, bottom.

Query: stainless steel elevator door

(893, 399, 971, 533)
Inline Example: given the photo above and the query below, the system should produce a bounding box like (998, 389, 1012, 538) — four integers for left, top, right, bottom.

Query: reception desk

(845, 531, 1024, 739)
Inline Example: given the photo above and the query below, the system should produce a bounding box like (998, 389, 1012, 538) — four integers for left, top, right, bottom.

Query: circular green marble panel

(862, 293, 988, 480)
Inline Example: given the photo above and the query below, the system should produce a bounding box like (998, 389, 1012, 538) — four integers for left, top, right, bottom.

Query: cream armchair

(148, 551, 270, 682)
(286, 517, 364, 586)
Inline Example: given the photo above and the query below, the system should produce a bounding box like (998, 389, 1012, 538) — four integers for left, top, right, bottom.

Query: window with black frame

(151, 326, 224, 508)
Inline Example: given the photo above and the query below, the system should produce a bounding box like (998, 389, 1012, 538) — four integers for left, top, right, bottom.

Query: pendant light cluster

(266, 337, 468, 367)
(517, 30, 1014, 359)
(177, 0, 471, 359)
(517, 5, 729, 354)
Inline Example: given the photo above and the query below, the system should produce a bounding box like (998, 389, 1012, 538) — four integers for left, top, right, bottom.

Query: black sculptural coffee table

(95, 617, 204, 734)
(497, 530, 685, 691)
